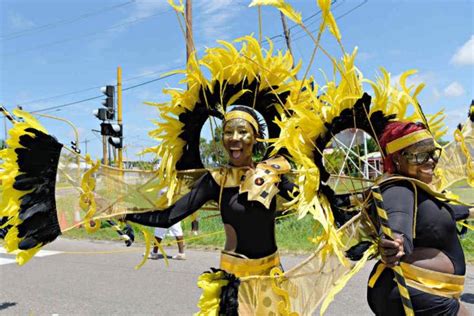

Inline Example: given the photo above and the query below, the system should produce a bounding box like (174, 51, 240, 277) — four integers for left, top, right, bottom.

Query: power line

(31, 95, 104, 114)
(17, 85, 104, 106)
(287, 0, 340, 31)
(122, 73, 176, 91)
(291, 0, 368, 43)
(17, 68, 178, 106)
(1, 1, 135, 41)
(16, 1, 365, 111)
(267, 0, 346, 44)
(30, 72, 179, 113)
(282, 0, 347, 40)
(2, 9, 171, 57)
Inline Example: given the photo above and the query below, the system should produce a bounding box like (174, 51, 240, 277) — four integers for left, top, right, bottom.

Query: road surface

(1, 238, 473, 315)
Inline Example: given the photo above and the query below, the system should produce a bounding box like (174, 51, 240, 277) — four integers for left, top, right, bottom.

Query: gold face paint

(222, 118, 256, 167)
(395, 139, 438, 184)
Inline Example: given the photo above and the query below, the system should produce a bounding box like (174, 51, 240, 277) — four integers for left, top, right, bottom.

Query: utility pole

(117, 66, 123, 171)
(185, 0, 199, 234)
(280, 12, 296, 72)
(81, 139, 90, 155)
(102, 135, 108, 165)
(185, 0, 194, 64)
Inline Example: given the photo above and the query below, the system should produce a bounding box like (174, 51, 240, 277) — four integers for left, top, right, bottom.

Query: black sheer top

(126, 172, 295, 259)
(381, 180, 470, 275)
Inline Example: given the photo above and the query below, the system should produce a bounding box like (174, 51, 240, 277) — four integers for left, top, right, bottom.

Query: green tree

(437, 139, 450, 146)
(324, 148, 346, 174)
(0, 139, 5, 149)
(200, 126, 227, 167)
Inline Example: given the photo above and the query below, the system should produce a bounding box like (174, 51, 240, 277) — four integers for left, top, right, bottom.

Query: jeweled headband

(385, 129, 433, 154)
(224, 110, 259, 133)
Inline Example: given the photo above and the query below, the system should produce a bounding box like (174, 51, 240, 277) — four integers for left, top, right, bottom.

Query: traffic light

(93, 108, 108, 121)
(101, 85, 115, 120)
(93, 85, 115, 121)
(101, 122, 122, 149)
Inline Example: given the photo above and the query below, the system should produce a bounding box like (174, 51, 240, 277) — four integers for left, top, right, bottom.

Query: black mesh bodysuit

(367, 180, 470, 315)
(126, 172, 295, 259)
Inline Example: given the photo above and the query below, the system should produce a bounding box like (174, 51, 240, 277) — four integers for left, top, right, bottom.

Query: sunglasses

(401, 148, 442, 165)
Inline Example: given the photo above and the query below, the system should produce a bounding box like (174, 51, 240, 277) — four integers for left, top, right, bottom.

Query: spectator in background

(191, 217, 199, 236)
(149, 221, 186, 260)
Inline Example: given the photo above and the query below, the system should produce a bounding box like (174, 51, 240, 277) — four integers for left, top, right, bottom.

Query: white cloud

(443, 108, 469, 138)
(432, 88, 441, 101)
(127, 1, 168, 20)
(450, 35, 474, 66)
(443, 81, 465, 97)
(135, 90, 167, 102)
(7, 12, 35, 31)
(89, 1, 168, 49)
(357, 51, 376, 61)
(391, 71, 436, 88)
(195, 0, 244, 42)
(135, 58, 185, 78)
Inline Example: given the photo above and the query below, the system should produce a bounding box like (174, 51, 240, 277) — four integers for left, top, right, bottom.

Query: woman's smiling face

(393, 138, 438, 184)
(222, 118, 256, 167)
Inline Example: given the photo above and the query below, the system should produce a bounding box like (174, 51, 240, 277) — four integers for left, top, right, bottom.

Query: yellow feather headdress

(142, 36, 314, 207)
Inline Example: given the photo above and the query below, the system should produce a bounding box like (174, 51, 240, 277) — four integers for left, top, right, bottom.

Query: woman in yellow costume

(2, 1, 473, 315)
(128, 104, 301, 314)
(0, 32, 360, 314)
(368, 120, 474, 315)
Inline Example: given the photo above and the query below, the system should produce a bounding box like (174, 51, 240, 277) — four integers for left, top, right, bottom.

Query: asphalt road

(1, 238, 473, 315)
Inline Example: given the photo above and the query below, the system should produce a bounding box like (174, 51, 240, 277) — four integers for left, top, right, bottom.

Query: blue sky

(1, 0, 473, 161)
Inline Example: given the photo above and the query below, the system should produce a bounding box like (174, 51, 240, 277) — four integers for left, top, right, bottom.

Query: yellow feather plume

(249, 0, 302, 25)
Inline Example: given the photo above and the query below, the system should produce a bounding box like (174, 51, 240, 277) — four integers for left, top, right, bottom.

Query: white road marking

(35, 250, 61, 257)
(0, 248, 62, 265)
(0, 257, 16, 265)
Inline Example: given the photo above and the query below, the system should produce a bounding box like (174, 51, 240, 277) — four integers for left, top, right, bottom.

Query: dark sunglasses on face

(401, 147, 442, 165)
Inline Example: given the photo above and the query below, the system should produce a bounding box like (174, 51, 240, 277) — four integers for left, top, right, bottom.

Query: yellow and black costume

(0, 111, 64, 264)
(127, 156, 294, 260)
(368, 177, 470, 315)
(2, 2, 473, 315)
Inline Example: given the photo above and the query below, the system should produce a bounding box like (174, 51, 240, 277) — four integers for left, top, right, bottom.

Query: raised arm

(126, 172, 218, 228)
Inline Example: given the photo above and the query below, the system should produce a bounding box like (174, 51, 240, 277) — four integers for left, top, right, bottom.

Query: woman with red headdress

(368, 121, 474, 315)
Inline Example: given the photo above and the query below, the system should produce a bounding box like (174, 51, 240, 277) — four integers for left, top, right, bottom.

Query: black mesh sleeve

(381, 182, 416, 254)
(277, 174, 296, 201)
(126, 172, 218, 228)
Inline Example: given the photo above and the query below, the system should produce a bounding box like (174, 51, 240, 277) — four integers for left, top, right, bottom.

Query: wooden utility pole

(280, 12, 295, 71)
(81, 139, 90, 155)
(102, 134, 108, 165)
(185, 0, 194, 64)
(117, 66, 123, 171)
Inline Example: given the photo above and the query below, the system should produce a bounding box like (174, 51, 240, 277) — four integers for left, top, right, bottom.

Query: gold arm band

(386, 129, 433, 154)
(224, 111, 259, 132)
